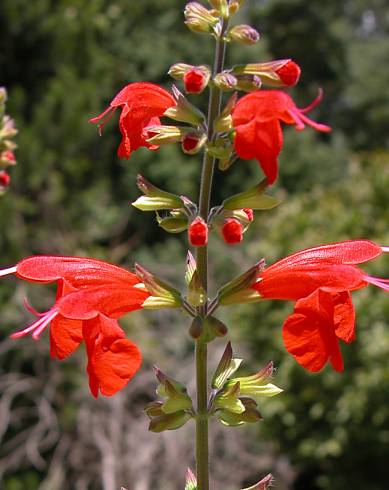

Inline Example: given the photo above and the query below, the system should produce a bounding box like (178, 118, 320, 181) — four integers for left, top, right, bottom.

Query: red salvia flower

(189, 217, 208, 246)
(89, 82, 176, 159)
(183, 68, 208, 94)
(274, 60, 301, 86)
(222, 219, 243, 245)
(232, 89, 331, 184)
(0, 170, 11, 189)
(0, 256, 150, 397)
(252, 240, 389, 372)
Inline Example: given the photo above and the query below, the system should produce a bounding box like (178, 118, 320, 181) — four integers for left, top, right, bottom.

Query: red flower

(0, 256, 150, 397)
(222, 219, 243, 245)
(232, 89, 331, 184)
(183, 68, 208, 94)
(0, 170, 11, 189)
(89, 82, 176, 159)
(189, 217, 208, 246)
(252, 240, 389, 372)
(274, 60, 301, 86)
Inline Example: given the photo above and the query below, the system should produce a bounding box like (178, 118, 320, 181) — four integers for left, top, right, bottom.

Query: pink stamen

(288, 109, 305, 131)
(10, 308, 59, 340)
(365, 275, 389, 292)
(297, 111, 331, 133)
(381, 246, 389, 253)
(23, 298, 48, 318)
(300, 88, 323, 113)
(89, 106, 116, 136)
(0, 266, 17, 277)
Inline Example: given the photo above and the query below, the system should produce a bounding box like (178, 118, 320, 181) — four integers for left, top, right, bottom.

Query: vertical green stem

(195, 22, 227, 490)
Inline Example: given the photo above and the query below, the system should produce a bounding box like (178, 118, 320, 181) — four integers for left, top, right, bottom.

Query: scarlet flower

(232, 89, 331, 184)
(274, 60, 301, 86)
(222, 219, 243, 245)
(188, 217, 208, 246)
(183, 68, 208, 94)
(0, 170, 11, 188)
(0, 150, 16, 166)
(252, 240, 389, 372)
(89, 82, 176, 159)
(0, 256, 150, 397)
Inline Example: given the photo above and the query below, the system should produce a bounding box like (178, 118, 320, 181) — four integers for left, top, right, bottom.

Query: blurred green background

(0, 0, 389, 489)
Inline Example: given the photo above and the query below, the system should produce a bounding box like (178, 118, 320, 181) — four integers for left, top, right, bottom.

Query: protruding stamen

(0, 266, 17, 277)
(23, 298, 48, 317)
(297, 111, 332, 133)
(89, 106, 116, 135)
(288, 109, 305, 131)
(365, 275, 389, 292)
(10, 308, 59, 340)
(381, 246, 389, 253)
(300, 88, 323, 114)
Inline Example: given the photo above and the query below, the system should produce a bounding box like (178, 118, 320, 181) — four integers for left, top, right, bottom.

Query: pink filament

(364, 276, 389, 292)
(10, 308, 59, 340)
(300, 88, 323, 114)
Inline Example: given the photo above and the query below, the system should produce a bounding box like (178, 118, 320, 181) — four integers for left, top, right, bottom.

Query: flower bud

(0, 150, 16, 168)
(213, 72, 238, 92)
(222, 219, 244, 245)
(188, 217, 208, 247)
(233, 59, 301, 87)
(243, 208, 254, 221)
(189, 316, 203, 339)
(184, 2, 219, 34)
(0, 170, 10, 193)
(235, 74, 262, 92)
(185, 468, 197, 490)
(206, 316, 228, 337)
(182, 132, 207, 155)
(0, 116, 18, 138)
(168, 63, 193, 80)
(228, 25, 260, 45)
(183, 67, 211, 94)
(208, 0, 229, 18)
(229, 0, 245, 14)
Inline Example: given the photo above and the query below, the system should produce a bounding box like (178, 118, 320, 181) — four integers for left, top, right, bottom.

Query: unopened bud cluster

(0, 87, 17, 195)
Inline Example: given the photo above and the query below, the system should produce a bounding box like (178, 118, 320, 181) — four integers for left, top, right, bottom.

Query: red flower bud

(222, 219, 243, 245)
(243, 208, 254, 221)
(0, 150, 16, 167)
(184, 68, 208, 94)
(189, 217, 208, 246)
(274, 60, 301, 86)
(0, 170, 11, 188)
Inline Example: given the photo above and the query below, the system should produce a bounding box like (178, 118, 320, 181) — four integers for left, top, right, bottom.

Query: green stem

(195, 24, 227, 490)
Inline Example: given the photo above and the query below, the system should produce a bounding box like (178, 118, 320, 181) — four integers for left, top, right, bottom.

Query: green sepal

(134, 175, 184, 211)
(218, 260, 265, 305)
(165, 85, 206, 125)
(161, 380, 193, 414)
(135, 263, 182, 308)
(157, 211, 188, 233)
(148, 410, 192, 433)
(214, 381, 245, 414)
(226, 362, 283, 398)
(185, 252, 207, 307)
(241, 474, 274, 490)
(223, 179, 281, 211)
(144, 401, 164, 418)
(211, 342, 242, 389)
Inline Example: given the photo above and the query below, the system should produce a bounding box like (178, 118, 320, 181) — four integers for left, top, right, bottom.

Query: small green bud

(227, 25, 260, 45)
(208, 0, 229, 18)
(189, 316, 203, 339)
(168, 63, 194, 80)
(206, 316, 228, 337)
(229, 0, 245, 14)
(235, 74, 262, 92)
(213, 72, 238, 92)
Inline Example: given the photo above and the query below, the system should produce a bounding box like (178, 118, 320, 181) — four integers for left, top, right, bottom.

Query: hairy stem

(195, 23, 227, 490)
